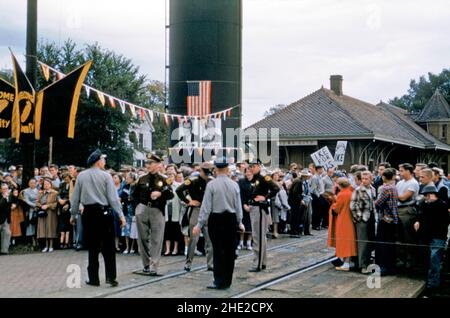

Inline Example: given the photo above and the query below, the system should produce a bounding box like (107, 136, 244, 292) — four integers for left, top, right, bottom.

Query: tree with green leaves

(390, 68, 450, 112)
(263, 104, 287, 117)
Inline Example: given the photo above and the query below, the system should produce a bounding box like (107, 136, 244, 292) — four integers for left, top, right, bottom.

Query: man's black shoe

(106, 279, 119, 287)
(184, 266, 191, 272)
(312, 227, 320, 231)
(76, 245, 83, 251)
(304, 233, 313, 236)
(143, 266, 150, 273)
(262, 265, 266, 270)
(207, 267, 214, 271)
(85, 280, 100, 287)
(149, 271, 158, 276)
(207, 284, 229, 290)
(248, 268, 261, 273)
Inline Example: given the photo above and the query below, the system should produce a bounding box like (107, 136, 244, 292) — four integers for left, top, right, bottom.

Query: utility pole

(23, 0, 37, 185)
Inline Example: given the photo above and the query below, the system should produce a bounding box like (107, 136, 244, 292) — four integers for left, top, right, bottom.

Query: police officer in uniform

(176, 162, 214, 271)
(193, 158, 245, 289)
(248, 159, 280, 272)
(70, 149, 126, 287)
(131, 154, 174, 275)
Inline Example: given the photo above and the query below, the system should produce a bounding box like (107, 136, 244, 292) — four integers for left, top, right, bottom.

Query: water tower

(167, 0, 242, 162)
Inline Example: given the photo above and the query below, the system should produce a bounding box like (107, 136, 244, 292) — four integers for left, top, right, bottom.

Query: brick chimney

(330, 75, 343, 96)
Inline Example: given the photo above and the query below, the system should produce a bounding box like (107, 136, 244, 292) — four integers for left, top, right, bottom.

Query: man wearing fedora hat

(193, 157, 245, 289)
(70, 149, 126, 287)
(131, 154, 174, 276)
(176, 162, 215, 272)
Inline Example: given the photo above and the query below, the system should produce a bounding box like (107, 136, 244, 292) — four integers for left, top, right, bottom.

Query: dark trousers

(375, 220, 396, 273)
(82, 205, 117, 283)
(319, 196, 329, 228)
(290, 206, 302, 235)
(208, 212, 238, 288)
(311, 194, 320, 228)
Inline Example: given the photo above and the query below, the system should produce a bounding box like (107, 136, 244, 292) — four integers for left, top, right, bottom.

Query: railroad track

(93, 234, 327, 298)
(231, 256, 336, 298)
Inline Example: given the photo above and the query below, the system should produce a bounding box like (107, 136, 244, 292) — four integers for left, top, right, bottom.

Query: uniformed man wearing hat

(131, 154, 174, 275)
(176, 162, 214, 271)
(193, 158, 245, 289)
(247, 158, 280, 272)
(70, 149, 126, 287)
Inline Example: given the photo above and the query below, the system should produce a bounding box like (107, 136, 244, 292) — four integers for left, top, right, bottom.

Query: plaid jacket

(375, 183, 399, 224)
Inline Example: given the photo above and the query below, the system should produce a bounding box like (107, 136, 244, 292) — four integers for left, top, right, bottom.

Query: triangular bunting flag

(108, 96, 116, 108)
(40, 64, 50, 81)
(119, 100, 125, 114)
(85, 85, 90, 98)
(227, 108, 232, 117)
(149, 110, 154, 122)
(140, 108, 145, 120)
(164, 114, 170, 126)
(197, 147, 203, 156)
(128, 103, 136, 117)
(97, 91, 105, 106)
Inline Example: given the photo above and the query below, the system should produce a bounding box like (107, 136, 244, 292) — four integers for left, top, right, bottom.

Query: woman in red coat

(328, 177, 357, 271)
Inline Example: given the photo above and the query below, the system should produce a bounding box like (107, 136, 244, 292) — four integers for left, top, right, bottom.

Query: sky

(1, 0, 450, 128)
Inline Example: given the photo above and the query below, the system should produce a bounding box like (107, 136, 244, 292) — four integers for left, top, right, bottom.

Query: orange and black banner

(11, 53, 35, 143)
(0, 78, 14, 138)
(34, 61, 92, 140)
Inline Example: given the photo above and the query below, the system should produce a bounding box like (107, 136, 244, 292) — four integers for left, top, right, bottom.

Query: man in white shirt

(396, 163, 420, 268)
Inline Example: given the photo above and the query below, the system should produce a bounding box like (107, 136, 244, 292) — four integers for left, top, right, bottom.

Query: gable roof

(416, 89, 450, 122)
(247, 87, 450, 151)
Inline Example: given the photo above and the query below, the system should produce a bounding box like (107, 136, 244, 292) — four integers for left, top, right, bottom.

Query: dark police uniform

(249, 167, 280, 272)
(70, 149, 123, 286)
(132, 167, 174, 275)
(176, 172, 214, 271)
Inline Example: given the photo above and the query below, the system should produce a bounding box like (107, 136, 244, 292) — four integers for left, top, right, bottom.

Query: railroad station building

(247, 75, 450, 172)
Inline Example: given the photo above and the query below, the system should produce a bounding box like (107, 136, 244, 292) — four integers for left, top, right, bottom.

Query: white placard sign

(311, 146, 337, 170)
(334, 141, 348, 165)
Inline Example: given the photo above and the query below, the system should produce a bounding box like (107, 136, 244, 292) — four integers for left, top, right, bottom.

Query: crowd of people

(0, 159, 449, 293)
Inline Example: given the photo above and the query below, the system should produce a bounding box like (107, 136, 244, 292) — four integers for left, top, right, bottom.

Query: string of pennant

(168, 146, 243, 157)
(37, 61, 240, 124)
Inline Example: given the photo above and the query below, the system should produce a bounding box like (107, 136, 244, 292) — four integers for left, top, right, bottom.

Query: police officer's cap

(214, 157, 229, 168)
(87, 149, 106, 167)
(200, 162, 214, 175)
(247, 158, 262, 166)
(146, 153, 162, 165)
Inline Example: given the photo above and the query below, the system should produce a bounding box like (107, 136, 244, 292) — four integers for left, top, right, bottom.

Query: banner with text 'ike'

(334, 141, 348, 165)
(311, 146, 337, 170)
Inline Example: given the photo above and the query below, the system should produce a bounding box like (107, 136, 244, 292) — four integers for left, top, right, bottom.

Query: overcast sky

(1, 0, 450, 128)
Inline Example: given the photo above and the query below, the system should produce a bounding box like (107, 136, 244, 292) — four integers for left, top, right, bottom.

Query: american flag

(187, 80, 211, 117)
